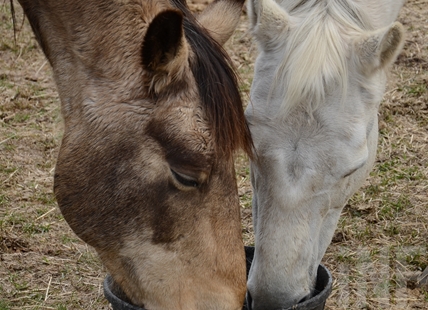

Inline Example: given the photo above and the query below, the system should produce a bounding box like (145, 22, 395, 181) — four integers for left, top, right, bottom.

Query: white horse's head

(245, 0, 405, 308)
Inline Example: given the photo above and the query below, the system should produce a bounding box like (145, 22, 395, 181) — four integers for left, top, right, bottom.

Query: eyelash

(171, 169, 200, 188)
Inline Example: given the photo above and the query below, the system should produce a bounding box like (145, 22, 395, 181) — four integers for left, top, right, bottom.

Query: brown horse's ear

(196, 0, 245, 45)
(142, 10, 189, 94)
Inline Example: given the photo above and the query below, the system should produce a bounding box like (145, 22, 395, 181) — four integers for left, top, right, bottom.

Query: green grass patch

(13, 112, 31, 123)
(0, 194, 9, 205)
(23, 222, 51, 235)
(8, 273, 29, 291)
(405, 249, 428, 270)
(403, 83, 427, 97)
(37, 192, 56, 205)
(0, 299, 11, 310)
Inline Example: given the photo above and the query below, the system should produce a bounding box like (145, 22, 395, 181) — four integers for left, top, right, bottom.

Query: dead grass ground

(0, 0, 427, 309)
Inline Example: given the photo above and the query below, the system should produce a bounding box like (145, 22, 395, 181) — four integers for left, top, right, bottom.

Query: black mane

(171, 0, 253, 158)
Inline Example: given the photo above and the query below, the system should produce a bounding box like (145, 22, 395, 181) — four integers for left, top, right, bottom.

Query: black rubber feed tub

(243, 246, 332, 310)
(103, 246, 332, 310)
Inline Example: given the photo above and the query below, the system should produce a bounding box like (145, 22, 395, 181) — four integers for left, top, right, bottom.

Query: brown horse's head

(17, 0, 252, 308)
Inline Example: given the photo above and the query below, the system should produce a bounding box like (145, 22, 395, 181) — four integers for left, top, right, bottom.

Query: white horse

(245, 0, 406, 309)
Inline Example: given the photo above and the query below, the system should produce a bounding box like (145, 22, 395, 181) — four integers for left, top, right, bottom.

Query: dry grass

(0, 0, 427, 309)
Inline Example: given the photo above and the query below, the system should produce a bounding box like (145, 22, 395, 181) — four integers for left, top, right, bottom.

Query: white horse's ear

(197, 0, 245, 46)
(142, 10, 189, 94)
(354, 22, 405, 75)
(247, 0, 289, 49)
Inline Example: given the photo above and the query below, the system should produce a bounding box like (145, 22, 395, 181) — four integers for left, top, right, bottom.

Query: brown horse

(15, 0, 252, 309)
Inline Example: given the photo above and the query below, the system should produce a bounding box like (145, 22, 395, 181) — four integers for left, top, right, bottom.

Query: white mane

(273, 0, 372, 117)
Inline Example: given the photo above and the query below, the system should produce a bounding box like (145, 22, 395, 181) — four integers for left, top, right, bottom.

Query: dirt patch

(0, 0, 427, 309)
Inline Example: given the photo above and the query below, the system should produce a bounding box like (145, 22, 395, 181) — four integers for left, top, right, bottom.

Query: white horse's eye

(343, 161, 366, 178)
(170, 169, 200, 190)
(343, 167, 359, 178)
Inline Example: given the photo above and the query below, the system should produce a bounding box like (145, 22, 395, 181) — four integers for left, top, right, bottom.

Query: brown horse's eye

(170, 169, 200, 189)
